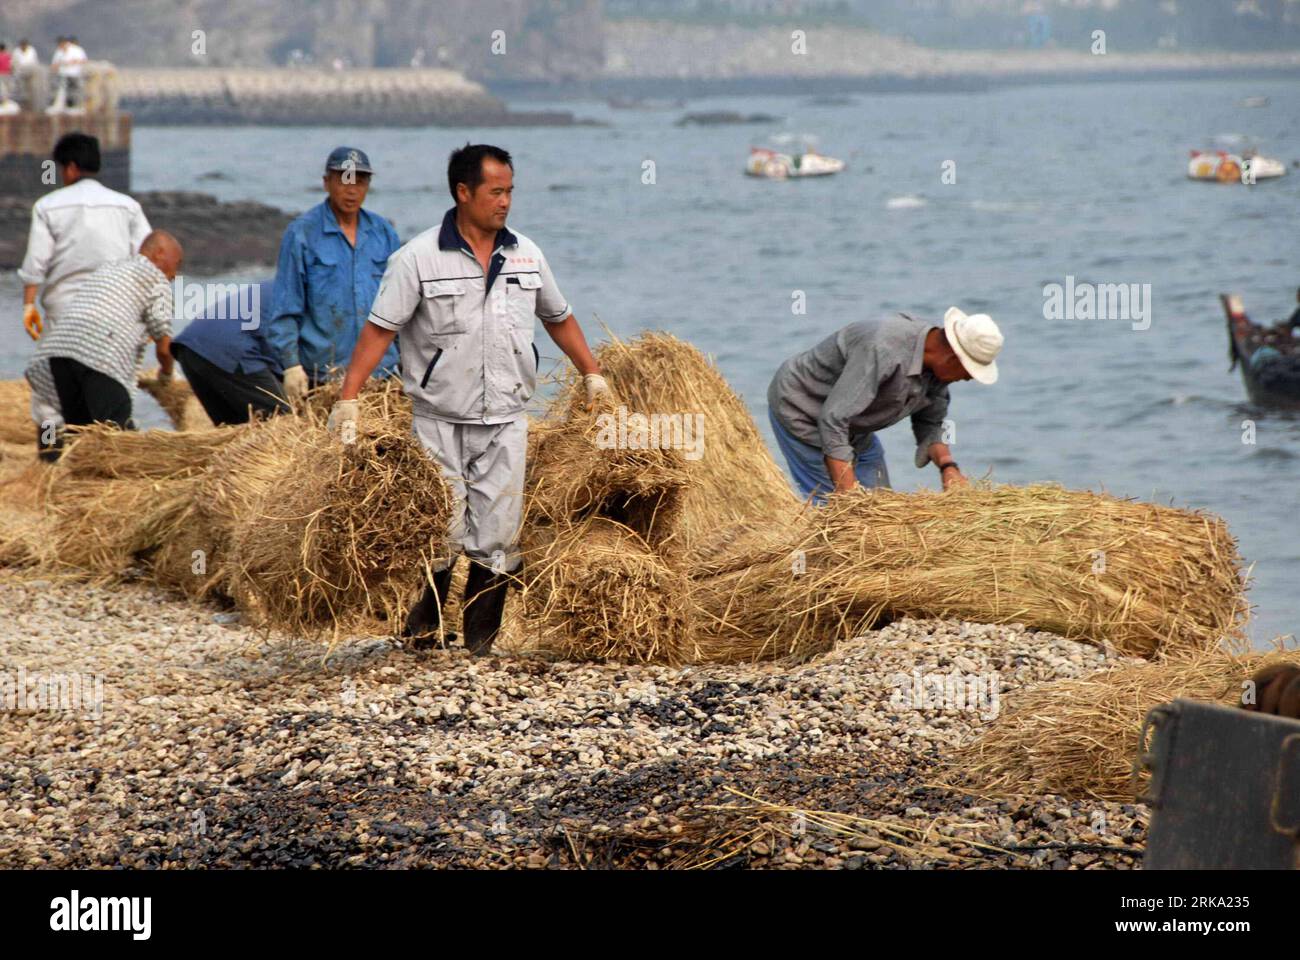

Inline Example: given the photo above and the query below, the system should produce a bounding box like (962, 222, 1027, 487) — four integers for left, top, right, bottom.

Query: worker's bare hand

(23, 304, 42, 340)
(941, 467, 969, 491)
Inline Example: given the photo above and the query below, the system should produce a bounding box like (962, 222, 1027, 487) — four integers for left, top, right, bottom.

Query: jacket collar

(438, 207, 517, 254)
(906, 317, 938, 378)
(319, 200, 378, 243)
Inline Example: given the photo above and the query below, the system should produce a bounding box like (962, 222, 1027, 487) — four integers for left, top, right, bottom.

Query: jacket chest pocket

(420, 279, 468, 335)
(307, 249, 339, 288)
(507, 273, 542, 328)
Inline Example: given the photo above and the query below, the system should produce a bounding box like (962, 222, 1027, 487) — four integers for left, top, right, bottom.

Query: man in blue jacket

(269, 146, 402, 402)
(172, 281, 290, 425)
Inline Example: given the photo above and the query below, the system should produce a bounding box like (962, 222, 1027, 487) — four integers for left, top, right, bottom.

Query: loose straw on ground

(952, 648, 1297, 801)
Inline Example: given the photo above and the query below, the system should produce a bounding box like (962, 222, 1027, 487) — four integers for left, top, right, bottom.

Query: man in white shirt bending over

(18, 132, 151, 460)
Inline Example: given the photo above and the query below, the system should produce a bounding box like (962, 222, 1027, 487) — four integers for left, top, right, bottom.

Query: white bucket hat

(943, 307, 1003, 384)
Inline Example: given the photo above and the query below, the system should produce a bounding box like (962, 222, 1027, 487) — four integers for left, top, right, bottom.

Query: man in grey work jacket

(767, 308, 1004, 503)
(329, 143, 609, 656)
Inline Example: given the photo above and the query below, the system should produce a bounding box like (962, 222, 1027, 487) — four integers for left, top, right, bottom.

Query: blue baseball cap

(325, 146, 374, 175)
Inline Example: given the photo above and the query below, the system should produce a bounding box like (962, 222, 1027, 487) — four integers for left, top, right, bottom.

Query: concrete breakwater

(116, 68, 579, 127)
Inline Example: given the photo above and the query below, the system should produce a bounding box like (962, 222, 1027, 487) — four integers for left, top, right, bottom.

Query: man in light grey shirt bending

(767, 307, 1004, 503)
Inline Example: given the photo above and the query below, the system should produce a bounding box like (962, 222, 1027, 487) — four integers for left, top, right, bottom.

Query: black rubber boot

(462, 562, 511, 657)
(36, 424, 63, 464)
(403, 561, 457, 650)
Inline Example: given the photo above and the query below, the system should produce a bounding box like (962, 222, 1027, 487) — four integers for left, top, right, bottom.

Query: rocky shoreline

(0, 574, 1148, 869)
(0, 191, 295, 277)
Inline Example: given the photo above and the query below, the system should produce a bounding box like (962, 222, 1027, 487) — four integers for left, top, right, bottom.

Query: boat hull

(1224, 295, 1300, 409)
(1190, 151, 1287, 183)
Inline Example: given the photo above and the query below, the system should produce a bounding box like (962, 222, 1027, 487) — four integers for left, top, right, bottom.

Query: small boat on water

(745, 145, 844, 179)
(1223, 293, 1300, 409)
(1189, 150, 1287, 183)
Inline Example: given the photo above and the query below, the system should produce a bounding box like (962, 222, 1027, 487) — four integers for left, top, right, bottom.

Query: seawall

(117, 68, 518, 126)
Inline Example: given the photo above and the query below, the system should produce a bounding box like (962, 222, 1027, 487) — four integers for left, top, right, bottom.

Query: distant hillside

(607, 0, 1300, 51)
(602, 19, 1300, 83)
(856, 0, 1300, 51)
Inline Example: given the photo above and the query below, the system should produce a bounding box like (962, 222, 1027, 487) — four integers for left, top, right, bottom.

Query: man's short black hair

(447, 143, 512, 201)
(52, 133, 101, 173)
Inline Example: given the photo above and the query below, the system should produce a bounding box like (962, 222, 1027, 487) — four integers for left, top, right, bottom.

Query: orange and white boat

(1188, 150, 1286, 183)
(745, 145, 844, 179)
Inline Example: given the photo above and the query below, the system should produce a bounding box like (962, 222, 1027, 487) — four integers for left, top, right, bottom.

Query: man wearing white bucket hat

(767, 307, 1003, 502)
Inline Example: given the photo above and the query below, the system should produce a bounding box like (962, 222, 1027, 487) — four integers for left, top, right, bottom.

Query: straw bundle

(0, 379, 33, 445)
(137, 416, 314, 600)
(794, 484, 1247, 659)
(42, 426, 235, 577)
(526, 392, 692, 549)
(953, 649, 1298, 801)
(583, 333, 800, 545)
(0, 456, 54, 568)
(147, 517, 226, 598)
(46, 475, 198, 576)
(221, 414, 454, 635)
(561, 335, 800, 546)
(58, 424, 237, 480)
(137, 371, 214, 431)
(305, 374, 412, 428)
(0, 515, 51, 569)
(37, 382, 452, 633)
(683, 516, 851, 663)
(522, 518, 695, 665)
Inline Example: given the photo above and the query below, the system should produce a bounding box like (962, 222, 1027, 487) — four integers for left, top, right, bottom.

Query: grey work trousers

(412, 415, 527, 574)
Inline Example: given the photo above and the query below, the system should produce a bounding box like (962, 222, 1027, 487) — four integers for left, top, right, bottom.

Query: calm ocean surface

(3, 77, 1298, 645)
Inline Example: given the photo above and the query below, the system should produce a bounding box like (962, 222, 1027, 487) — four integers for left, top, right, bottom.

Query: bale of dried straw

(0, 379, 34, 446)
(38, 387, 453, 634)
(0, 456, 55, 569)
(683, 516, 852, 664)
(220, 409, 454, 635)
(798, 484, 1247, 659)
(140, 415, 315, 601)
(46, 475, 197, 576)
(577, 332, 800, 545)
(305, 373, 411, 428)
(44, 426, 235, 577)
(138, 371, 215, 431)
(952, 649, 1298, 801)
(522, 517, 695, 665)
(58, 423, 237, 480)
(526, 392, 691, 549)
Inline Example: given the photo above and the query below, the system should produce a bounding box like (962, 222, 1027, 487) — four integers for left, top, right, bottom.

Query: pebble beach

(1, 574, 1150, 870)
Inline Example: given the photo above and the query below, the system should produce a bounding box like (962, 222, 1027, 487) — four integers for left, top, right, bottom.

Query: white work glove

(282, 364, 309, 402)
(327, 399, 359, 444)
(583, 373, 610, 404)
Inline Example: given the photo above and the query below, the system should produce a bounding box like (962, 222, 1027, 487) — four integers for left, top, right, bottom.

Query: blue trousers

(768, 409, 890, 504)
